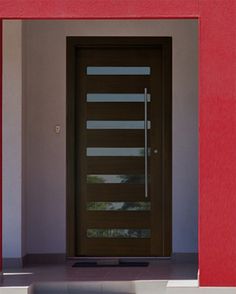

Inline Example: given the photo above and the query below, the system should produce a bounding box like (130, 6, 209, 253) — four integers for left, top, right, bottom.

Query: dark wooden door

(67, 38, 172, 257)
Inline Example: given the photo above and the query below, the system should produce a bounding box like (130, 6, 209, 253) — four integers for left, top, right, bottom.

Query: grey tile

(102, 281, 134, 293)
(28, 283, 68, 294)
(134, 281, 167, 294)
(68, 282, 103, 294)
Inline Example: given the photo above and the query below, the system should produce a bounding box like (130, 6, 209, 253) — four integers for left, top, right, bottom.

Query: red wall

(0, 0, 199, 19)
(199, 0, 236, 286)
(0, 0, 235, 287)
(0, 20, 2, 274)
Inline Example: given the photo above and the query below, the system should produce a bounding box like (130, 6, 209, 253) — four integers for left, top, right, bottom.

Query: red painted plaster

(0, 0, 199, 19)
(0, 20, 2, 274)
(0, 0, 235, 287)
(199, 0, 236, 286)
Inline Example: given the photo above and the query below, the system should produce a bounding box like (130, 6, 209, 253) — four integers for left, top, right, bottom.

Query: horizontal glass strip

(87, 67, 151, 75)
(87, 93, 151, 102)
(87, 229, 151, 238)
(86, 148, 145, 157)
(87, 121, 151, 129)
(87, 202, 151, 211)
(87, 175, 147, 184)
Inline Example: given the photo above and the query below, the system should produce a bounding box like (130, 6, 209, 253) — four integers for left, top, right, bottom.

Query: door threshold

(67, 256, 172, 261)
(72, 259, 150, 267)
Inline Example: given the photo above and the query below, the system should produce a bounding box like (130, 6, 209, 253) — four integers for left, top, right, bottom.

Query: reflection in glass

(87, 202, 151, 211)
(87, 67, 151, 75)
(86, 148, 145, 157)
(87, 93, 151, 102)
(87, 229, 150, 238)
(87, 121, 151, 129)
(87, 175, 147, 184)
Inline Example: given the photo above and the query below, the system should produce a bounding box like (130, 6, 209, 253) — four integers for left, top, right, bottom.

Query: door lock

(153, 149, 158, 154)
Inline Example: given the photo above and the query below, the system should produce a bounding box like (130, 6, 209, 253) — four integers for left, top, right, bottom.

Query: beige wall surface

(4, 19, 198, 257)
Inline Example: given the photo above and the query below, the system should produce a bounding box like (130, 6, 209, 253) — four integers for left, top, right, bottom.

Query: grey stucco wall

(3, 21, 23, 259)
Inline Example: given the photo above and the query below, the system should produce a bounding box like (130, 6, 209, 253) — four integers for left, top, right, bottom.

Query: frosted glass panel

(87, 175, 146, 184)
(87, 67, 151, 75)
(87, 121, 151, 129)
(87, 148, 145, 157)
(87, 202, 150, 211)
(87, 93, 151, 102)
(87, 229, 151, 238)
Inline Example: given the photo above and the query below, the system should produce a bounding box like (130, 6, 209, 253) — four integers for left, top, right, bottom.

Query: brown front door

(67, 37, 172, 257)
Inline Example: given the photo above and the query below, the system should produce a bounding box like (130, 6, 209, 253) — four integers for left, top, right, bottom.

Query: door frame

(66, 37, 172, 257)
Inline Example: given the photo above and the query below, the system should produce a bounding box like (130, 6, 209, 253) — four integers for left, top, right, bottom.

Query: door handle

(144, 88, 148, 198)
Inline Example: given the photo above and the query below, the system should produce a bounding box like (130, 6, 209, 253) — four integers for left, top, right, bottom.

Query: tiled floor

(2, 259, 198, 287)
(1, 281, 236, 294)
(8, 258, 236, 293)
(1, 262, 236, 294)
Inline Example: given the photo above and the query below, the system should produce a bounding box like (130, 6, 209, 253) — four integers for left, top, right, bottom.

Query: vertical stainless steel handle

(144, 88, 148, 198)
